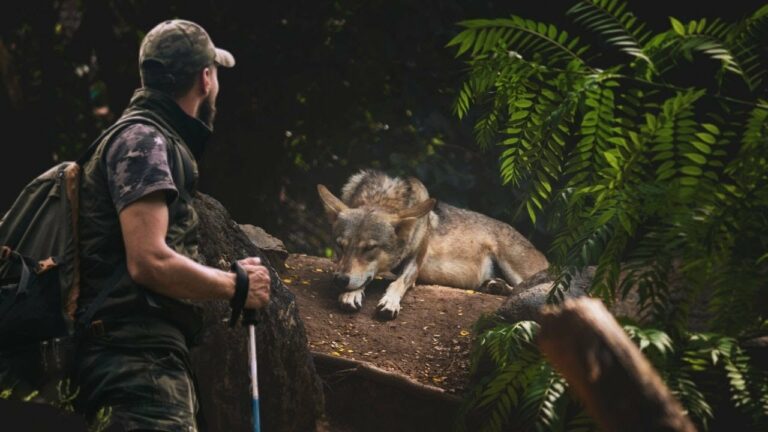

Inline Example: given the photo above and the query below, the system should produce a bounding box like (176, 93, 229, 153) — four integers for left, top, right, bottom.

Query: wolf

(317, 170, 549, 319)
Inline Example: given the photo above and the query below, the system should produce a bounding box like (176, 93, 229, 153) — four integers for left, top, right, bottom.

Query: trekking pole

(230, 261, 262, 432)
(243, 309, 261, 432)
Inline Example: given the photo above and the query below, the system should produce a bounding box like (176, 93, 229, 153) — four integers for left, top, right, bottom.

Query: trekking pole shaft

(248, 323, 261, 432)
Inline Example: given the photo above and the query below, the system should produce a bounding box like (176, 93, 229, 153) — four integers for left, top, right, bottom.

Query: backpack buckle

(37, 256, 58, 274)
(90, 320, 105, 337)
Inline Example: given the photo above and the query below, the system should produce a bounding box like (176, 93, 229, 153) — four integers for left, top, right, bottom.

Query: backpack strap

(0, 252, 34, 318)
(75, 262, 126, 329)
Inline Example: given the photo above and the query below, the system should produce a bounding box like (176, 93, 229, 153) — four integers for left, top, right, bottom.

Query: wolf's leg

(377, 258, 420, 319)
(495, 258, 524, 286)
(493, 228, 549, 286)
(338, 288, 365, 311)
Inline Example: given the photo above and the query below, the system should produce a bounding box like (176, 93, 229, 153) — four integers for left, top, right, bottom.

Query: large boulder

(239, 223, 289, 270)
(191, 193, 324, 431)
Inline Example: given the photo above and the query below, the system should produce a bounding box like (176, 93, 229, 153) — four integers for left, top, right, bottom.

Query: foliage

(456, 319, 589, 432)
(450, 0, 768, 430)
(456, 319, 768, 431)
(0, 381, 111, 431)
(90, 406, 113, 432)
(55, 378, 80, 413)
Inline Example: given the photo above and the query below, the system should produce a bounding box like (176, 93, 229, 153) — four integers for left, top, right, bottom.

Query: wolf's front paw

(376, 292, 401, 319)
(338, 289, 365, 312)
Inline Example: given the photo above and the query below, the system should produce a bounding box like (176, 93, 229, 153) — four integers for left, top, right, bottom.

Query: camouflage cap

(139, 19, 235, 82)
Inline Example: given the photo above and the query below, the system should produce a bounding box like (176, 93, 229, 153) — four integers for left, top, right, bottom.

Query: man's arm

(119, 191, 270, 309)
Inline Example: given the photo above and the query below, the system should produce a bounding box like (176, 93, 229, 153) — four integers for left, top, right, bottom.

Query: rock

(191, 193, 324, 432)
(497, 268, 592, 324)
(742, 336, 768, 368)
(497, 265, 654, 325)
(498, 282, 587, 323)
(238, 224, 289, 269)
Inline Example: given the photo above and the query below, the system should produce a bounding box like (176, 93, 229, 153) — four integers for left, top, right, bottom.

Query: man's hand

(238, 257, 271, 309)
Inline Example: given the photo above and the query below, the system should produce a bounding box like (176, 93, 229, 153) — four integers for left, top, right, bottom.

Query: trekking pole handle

(229, 261, 249, 328)
(243, 308, 259, 326)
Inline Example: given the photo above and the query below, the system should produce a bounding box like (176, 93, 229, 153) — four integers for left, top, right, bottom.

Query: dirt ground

(281, 254, 506, 394)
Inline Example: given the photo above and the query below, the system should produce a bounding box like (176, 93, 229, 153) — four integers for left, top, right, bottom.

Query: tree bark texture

(538, 298, 696, 432)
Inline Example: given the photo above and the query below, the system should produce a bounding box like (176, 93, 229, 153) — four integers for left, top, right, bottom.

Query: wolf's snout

(332, 273, 350, 289)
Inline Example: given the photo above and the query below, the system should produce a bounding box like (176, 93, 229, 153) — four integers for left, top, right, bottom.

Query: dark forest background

(1, 0, 765, 255)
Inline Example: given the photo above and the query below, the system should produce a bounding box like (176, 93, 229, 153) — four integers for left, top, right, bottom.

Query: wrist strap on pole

(229, 261, 249, 328)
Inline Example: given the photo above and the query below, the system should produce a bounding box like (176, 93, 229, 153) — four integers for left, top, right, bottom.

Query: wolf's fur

(318, 170, 549, 319)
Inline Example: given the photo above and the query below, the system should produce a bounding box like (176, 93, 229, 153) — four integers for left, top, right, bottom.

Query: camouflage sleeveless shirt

(77, 88, 209, 343)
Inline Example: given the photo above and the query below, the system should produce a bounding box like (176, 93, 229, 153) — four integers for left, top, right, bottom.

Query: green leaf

(526, 201, 537, 223)
(680, 165, 703, 176)
(618, 212, 632, 233)
(691, 141, 712, 154)
(701, 123, 720, 135)
(657, 169, 676, 181)
(670, 17, 686, 35)
(683, 153, 706, 164)
(597, 208, 616, 225)
(604, 151, 621, 170)
(695, 132, 716, 144)
(680, 176, 699, 186)
(608, 137, 629, 149)
(515, 99, 533, 108)
(511, 110, 530, 121)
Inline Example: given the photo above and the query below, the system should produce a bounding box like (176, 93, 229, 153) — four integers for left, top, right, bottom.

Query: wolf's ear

(392, 199, 436, 237)
(317, 184, 348, 224)
(397, 198, 436, 220)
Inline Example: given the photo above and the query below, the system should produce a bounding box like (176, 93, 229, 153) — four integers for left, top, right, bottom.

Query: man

(74, 19, 270, 431)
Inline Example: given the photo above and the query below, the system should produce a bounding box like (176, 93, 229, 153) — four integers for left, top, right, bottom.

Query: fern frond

(568, 0, 653, 66)
(729, 4, 768, 93)
(448, 17, 592, 69)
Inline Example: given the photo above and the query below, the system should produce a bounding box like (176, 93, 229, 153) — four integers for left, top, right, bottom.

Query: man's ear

(317, 184, 348, 224)
(201, 66, 213, 95)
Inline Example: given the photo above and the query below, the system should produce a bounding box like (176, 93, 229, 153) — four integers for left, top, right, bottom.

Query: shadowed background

(1, 0, 764, 255)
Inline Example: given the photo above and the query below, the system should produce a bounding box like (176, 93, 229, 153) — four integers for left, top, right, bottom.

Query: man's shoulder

(105, 121, 170, 160)
(112, 122, 167, 146)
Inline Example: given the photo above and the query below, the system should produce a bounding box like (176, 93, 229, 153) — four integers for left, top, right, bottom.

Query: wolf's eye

(363, 244, 377, 252)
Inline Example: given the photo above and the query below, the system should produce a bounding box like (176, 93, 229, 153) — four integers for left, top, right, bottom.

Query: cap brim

(214, 48, 235, 68)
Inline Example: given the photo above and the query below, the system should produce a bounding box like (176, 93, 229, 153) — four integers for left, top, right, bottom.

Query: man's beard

(197, 94, 217, 129)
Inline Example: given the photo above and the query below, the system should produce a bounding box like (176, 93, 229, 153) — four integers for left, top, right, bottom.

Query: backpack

(0, 116, 158, 351)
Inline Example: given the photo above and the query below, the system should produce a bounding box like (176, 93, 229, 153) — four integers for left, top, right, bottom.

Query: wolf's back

(340, 170, 430, 211)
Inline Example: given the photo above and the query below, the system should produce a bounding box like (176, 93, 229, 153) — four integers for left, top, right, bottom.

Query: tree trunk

(538, 298, 696, 432)
(190, 193, 324, 432)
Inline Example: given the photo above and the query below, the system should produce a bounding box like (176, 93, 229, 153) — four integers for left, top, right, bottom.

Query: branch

(537, 298, 696, 432)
